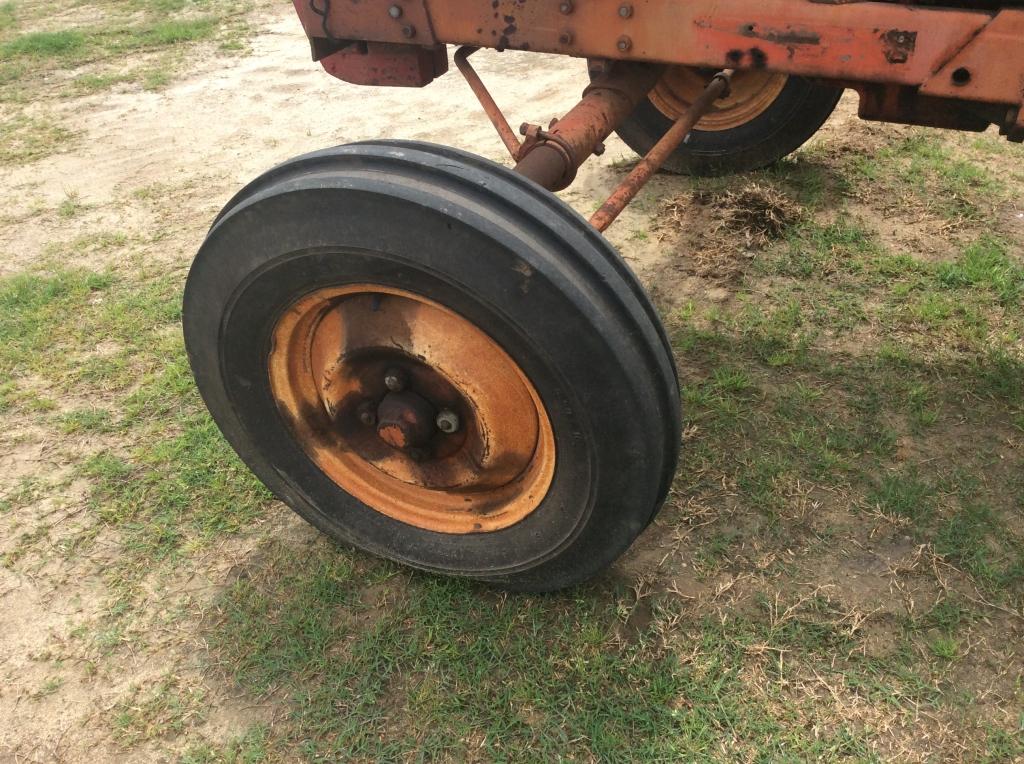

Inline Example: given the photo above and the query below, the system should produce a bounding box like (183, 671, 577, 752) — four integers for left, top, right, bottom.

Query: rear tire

(601, 65, 843, 176)
(183, 141, 681, 591)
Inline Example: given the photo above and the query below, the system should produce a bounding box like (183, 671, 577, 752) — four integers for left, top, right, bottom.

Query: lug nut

(384, 367, 407, 392)
(357, 401, 377, 427)
(436, 409, 461, 434)
(618, 3, 633, 18)
(388, 4, 402, 18)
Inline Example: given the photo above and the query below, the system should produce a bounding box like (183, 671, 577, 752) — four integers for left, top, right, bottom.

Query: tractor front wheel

(183, 141, 681, 591)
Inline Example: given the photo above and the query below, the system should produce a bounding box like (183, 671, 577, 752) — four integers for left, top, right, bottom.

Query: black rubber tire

(610, 72, 843, 176)
(183, 140, 681, 592)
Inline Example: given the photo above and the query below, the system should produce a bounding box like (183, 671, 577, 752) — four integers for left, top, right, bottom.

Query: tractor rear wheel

(597, 64, 843, 176)
(183, 141, 681, 591)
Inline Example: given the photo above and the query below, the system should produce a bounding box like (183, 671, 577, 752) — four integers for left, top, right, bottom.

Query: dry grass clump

(718, 183, 805, 246)
(659, 182, 803, 248)
(656, 182, 804, 280)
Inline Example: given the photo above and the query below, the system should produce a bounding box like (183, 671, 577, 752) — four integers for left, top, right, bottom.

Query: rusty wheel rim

(649, 66, 788, 131)
(268, 285, 556, 534)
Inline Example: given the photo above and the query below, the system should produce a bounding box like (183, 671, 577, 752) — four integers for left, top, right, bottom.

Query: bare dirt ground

(2, 4, 1023, 763)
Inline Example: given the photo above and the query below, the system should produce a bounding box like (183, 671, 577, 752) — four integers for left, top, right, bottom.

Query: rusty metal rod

(454, 46, 522, 161)
(589, 69, 734, 232)
(513, 62, 665, 192)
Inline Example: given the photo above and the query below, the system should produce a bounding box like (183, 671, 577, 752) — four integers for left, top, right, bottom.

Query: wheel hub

(649, 66, 788, 131)
(374, 389, 437, 450)
(267, 285, 556, 534)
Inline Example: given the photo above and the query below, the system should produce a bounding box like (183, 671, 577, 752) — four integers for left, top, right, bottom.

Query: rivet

(618, 3, 633, 18)
(401, 24, 416, 38)
(388, 4, 402, 18)
(558, 30, 574, 45)
(558, 0, 573, 14)
(616, 35, 632, 52)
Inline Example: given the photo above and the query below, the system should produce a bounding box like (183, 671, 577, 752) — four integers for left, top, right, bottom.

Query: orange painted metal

(293, 0, 437, 46)
(920, 10, 1024, 106)
(320, 42, 448, 87)
(590, 70, 733, 232)
(297, 1, 1024, 119)
(513, 61, 664, 191)
(454, 47, 522, 160)
(268, 284, 556, 535)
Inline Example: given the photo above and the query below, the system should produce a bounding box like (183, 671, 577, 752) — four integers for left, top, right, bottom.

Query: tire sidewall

(185, 176, 669, 588)
(614, 74, 843, 176)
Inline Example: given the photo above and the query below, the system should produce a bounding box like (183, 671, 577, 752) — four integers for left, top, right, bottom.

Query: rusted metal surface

(647, 66, 786, 131)
(430, 1, 998, 95)
(293, 0, 437, 47)
(853, 83, 999, 133)
(513, 62, 664, 191)
(267, 285, 556, 534)
(454, 47, 521, 160)
(295, 1, 1024, 122)
(375, 391, 437, 449)
(319, 42, 447, 87)
(919, 10, 1024, 105)
(590, 70, 734, 232)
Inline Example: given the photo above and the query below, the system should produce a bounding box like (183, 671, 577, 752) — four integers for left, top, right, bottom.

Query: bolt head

(616, 35, 632, 52)
(384, 367, 407, 392)
(388, 4, 402, 18)
(357, 404, 376, 427)
(401, 24, 416, 38)
(436, 409, 460, 434)
(558, 31, 573, 45)
(558, 0, 573, 14)
(618, 3, 633, 18)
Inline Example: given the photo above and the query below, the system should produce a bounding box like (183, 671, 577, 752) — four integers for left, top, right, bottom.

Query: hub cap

(268, 285, 556, 534)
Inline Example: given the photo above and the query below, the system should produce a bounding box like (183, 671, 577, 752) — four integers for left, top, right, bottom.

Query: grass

(1, 38, 1023, 760)
(0, 266, 272, 583)
(206, 544, 884, 760)
(0, 0, 263, 105)
(0, 112, 78, 165)
(112, 675, 208, 744)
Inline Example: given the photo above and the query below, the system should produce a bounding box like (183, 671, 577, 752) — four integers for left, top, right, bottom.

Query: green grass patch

(208, 544, 879, 760)
(0, 112, 77, 164)
(0, 266, 272, 576)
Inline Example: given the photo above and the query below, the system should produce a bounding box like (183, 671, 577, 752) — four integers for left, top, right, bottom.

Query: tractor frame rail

(296, 0, 1024, 143)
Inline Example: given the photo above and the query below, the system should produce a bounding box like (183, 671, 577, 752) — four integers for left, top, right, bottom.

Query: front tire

(183, 141, 681, 591)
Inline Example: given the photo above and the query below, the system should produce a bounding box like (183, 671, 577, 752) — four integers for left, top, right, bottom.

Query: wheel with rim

(595, 64, 844, 176)
(183, 140, 680, 591)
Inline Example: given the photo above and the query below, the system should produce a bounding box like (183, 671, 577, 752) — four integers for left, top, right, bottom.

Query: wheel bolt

(436, 409, 460, 434)
(384, 367, 407, 392)
(357, 401, 376, 427)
